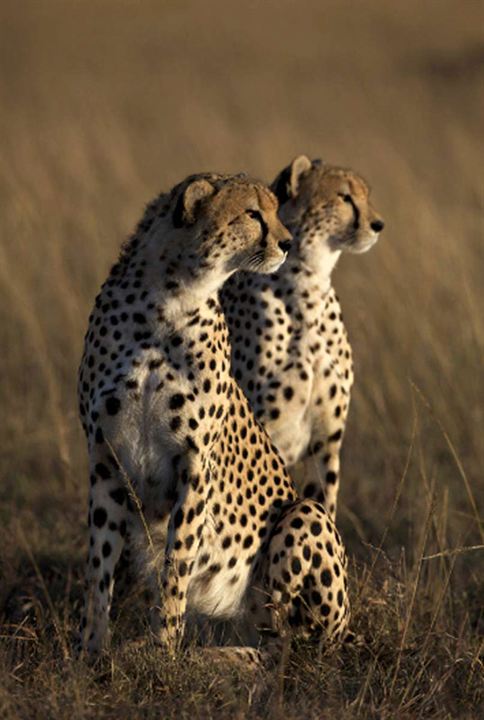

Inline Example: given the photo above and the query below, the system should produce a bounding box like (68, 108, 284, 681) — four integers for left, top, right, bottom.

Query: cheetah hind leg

(111, 540, 137, 615)
(249, 498, 351, 646)
(77, 454, 129, 659)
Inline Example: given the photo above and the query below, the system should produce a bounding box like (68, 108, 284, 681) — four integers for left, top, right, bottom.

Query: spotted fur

(76, 171, 351, 658)
(75, 174, 348, 654)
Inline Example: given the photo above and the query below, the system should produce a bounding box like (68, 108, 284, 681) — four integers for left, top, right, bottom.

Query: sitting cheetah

(221, 156, 384, 519)
(77, 171, 350, 658)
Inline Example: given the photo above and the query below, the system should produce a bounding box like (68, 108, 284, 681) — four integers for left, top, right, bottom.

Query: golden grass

(0, 0, 483, 717)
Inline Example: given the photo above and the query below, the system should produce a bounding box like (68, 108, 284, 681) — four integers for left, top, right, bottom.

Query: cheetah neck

(149, 279, 229, 340)
(277, 246, 340, 298)
(274, 220, 340, 295)
(120, 232, 234, 325)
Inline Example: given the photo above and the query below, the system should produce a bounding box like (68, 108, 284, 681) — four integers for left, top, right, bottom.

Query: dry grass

(0, 0, 483, 717)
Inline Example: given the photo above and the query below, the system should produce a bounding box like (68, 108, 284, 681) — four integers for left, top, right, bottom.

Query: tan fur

(77, 171, 350, 659)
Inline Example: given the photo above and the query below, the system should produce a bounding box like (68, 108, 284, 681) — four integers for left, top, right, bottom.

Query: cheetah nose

(370, 219, 384, 233)
(278, 239, 292, 253)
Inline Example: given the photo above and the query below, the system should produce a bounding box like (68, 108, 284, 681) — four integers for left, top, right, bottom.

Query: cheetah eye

(338, 193, 352, 203)
(245, 209, 268, 241)
(246, 209, 264, 222)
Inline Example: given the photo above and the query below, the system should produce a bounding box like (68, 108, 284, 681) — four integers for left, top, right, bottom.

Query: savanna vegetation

(0, 1, 482, 717)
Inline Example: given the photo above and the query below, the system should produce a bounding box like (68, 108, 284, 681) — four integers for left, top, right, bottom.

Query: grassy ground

(0, 1, 483, 717)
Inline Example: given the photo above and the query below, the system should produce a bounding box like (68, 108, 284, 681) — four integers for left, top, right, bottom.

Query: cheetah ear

(271, 155, 312, 204)
(173, 179, 216, 228)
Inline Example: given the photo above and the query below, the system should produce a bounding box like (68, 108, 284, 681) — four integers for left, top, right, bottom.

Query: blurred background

(0, 0, 482, 578)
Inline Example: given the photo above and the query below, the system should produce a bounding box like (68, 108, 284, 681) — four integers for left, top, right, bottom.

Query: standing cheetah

(221, 156, 384, 519)
(77, 171, 350, 658)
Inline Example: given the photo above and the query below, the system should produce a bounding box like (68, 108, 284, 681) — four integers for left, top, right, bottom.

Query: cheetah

(221, 156, 384, 519)
(77, 171, 350, 658)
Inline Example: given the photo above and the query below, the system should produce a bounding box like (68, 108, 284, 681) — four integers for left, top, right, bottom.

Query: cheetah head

(271, 155, 384, 257)
(170, 173, 292, 277)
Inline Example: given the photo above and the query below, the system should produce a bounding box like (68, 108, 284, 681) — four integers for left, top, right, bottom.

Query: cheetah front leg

(291, 438, 342, 520)
(291, 382, 350, 519)
(149, 463, 208, 653)
(78, 451, 129, 658)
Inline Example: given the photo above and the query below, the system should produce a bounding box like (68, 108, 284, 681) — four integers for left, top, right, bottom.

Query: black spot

(102, 542, 112, 558)
(321, 569, 332, 587)
(321, 603, 331, 617)
(106, 397, 121, 415)
(337, 590, 344, 607)
(283, 387, 294, 401)
(186, 436, 199, 453)
(291, 558, 302, 574)
(169, 394, 185, 410)
(312, 552, 322, 569)
(109, 488, 126, 505)
(290, 517, 303, 530)
(326, 471, 337, 485)
(95, 463, 111, 480)
(310, 521, 322, 536)
(95, 427, 104, 444)
(312, 590, 322, 605)
(93, 507, 107, 528)
(170, 416, 182, 431)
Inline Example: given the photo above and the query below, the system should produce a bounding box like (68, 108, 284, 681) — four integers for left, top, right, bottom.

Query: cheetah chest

(263, 342, 340, 467)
